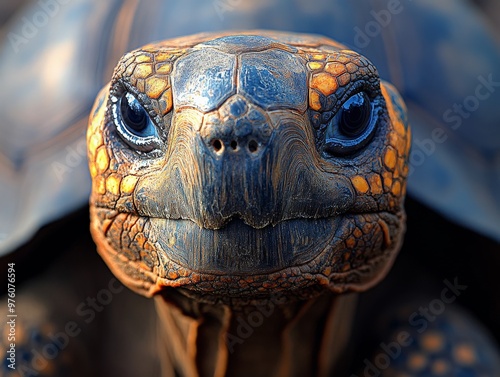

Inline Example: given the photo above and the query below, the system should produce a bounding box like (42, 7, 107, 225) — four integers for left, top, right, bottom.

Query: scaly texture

(87, 31, 410, 304)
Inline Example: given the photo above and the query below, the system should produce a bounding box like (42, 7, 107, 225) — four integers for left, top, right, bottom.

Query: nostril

(212, 139, 223, 152)
(248, 139, 259, 153)
(209, 138, 261, 155)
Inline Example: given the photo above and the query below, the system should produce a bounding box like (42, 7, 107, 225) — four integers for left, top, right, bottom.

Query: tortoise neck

(154, 291, 358, 377)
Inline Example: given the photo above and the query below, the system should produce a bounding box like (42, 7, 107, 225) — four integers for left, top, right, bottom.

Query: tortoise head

(87, 31, 410, 302)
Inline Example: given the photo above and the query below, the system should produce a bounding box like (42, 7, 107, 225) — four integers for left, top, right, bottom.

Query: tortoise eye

(338, 93, 371, 137)
(120, 93, 151, 135)
(324, 92, 376, 156)
(112, 92, 161, 152)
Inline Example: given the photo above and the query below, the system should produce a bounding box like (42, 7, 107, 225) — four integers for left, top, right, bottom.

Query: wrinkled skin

(87, 31, 410, 303)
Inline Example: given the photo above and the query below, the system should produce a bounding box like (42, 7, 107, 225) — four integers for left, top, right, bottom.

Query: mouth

(148, 216, 342, 275)
(92, 206, 403, 299)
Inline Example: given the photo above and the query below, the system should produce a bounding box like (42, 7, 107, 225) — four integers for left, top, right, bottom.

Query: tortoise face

(87, 32, 411, 300)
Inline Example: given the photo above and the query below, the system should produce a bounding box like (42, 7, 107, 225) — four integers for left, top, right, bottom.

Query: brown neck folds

(154, 290, 358, 377)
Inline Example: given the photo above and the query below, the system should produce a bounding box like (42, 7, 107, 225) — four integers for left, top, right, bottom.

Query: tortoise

(1, 1, 500, 376)
(1, 0, 500, 256)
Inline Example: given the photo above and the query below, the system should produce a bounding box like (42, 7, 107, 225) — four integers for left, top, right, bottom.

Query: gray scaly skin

(87, 31, 410, 376)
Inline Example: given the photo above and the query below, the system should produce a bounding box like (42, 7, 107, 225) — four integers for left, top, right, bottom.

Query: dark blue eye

(324, 92, 376, 155)
(112, 92, 161, 152)
(121, 93, 150, 135)
(119, 93, 157, 138)
(339, 93, 371, 137)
